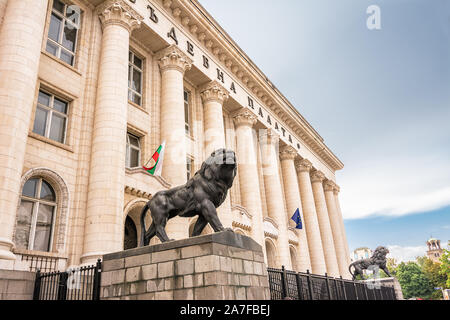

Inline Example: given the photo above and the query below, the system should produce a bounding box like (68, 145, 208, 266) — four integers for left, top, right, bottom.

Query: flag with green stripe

(143, 141, 165, 176)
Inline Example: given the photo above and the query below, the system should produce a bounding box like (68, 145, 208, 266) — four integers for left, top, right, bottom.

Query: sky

(200, 0, 450, 262)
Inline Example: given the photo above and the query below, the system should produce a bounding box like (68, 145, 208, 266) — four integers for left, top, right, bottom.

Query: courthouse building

(0, 0, 351, 279)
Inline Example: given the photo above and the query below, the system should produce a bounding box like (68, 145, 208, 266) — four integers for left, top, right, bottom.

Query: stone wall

(0, 270, 35, 300)
(100, 231, 270, 300)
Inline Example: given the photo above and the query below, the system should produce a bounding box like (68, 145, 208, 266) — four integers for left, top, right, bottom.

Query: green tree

(396, 261, 433, 299)
(422, 257, 447, 300)
(439, 249, 450, 288)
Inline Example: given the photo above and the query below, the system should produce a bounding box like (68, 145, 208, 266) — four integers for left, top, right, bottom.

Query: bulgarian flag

(143, 141, 166, 176)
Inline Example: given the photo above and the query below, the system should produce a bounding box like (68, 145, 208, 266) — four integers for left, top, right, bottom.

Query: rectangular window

(184, 90, 191, 135)
(46, 0, 81, 66)
(126, 133, 141, 168)
(186, 156, 194, 181)
(128, 51, 143, 106)
(33, 90, 69, 144)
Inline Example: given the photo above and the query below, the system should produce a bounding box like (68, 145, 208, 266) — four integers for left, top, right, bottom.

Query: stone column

(200, 81, 232, 229)
(157, 45, 192, 241)
(260, 130, 291, 269)
(295, 160, 326, 275)
(324, 180, 350, 278)
(0, 0, 8, 26)
(200, 80, 229, 156)
(81, 1, 142, 264)
(334, 185, 351, 272)
(310, 170, 340, 277)
(280, 146, 311, 272)
(0, 0, 49, 261)
(232, 110, 265, 250)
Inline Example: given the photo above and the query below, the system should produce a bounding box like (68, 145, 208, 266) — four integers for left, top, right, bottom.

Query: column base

(80, 251, 107, 265)
(0, 238, 16, 261)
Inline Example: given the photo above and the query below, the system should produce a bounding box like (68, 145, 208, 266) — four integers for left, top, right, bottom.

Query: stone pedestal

(364, 277, 404, 300)
(100, 231, 270, 300)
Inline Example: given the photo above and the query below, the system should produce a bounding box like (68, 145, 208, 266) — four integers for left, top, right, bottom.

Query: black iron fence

(33, 259, 102, 301)
(268, 266, 396, 300)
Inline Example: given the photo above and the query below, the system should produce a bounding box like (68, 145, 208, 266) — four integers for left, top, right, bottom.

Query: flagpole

(144, 157, 152, 168)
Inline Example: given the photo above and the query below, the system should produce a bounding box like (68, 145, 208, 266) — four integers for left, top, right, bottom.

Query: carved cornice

(288, 228, 299, 245)
(310, 170, 326, 183)
(97, 0, 143, 33)
(232, 109, 257, 128)
(124, 186, 152, 199)
(323, 179, 337, 192)
(264, 217, 279, 239)
(232, 221, 252, 232)
(125, 167, 172, 189)
(232, 204, 253, 219)
(280, 145, 297, 161)
(295, 158, 313, 173)
(156, 44, 193, 74)
(155, 0, 344, 173)
(200, 80, 229, 104)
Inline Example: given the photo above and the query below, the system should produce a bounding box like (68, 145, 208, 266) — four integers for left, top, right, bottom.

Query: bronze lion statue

(349, 246, 392, 280)
(140, 149, 237, 245)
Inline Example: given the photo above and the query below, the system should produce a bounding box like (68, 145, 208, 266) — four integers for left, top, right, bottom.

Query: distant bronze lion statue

(349, 246, 392, 280)
(140, 149, 237, 245)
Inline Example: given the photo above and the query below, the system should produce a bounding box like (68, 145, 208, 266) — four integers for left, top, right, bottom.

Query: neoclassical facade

(0, 0, 351, 278)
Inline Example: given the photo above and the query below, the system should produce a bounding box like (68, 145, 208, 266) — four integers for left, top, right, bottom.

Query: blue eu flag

(291, 208, 303, 230)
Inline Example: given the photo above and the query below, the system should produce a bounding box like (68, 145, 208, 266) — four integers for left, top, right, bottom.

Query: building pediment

(263, 218, 279, 239)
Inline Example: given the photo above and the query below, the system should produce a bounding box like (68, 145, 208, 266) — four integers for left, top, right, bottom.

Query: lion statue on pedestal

(349, 246, 392, 280)
(140, 149, 237, 246)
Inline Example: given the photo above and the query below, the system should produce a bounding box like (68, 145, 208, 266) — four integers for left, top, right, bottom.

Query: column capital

(295, 158, 313, 173)
(260, 128, 279, 144)
(310, 169, 326, 183)
(157, 44, 193, 74)
(200, 80, 229, 104)
(333, 184, 341, 195)
(323, 179, 338, 192)
(280, 145, 297, 161)
(97, 0, 143, 33)
(232, 109, 257, 128)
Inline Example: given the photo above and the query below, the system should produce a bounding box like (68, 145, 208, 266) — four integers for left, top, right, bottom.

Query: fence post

(380, 286, 385, 300)
(363, 282, 369, 300)
(33, 269, 42, 300)
(340, 276, 347, 300)
(325, 273, 332, 300)
(306, 270, 314, 300)
(57, 272, 68, 301)
(295, 273, 303, 300)
(353, 281, 359, 300)
(92, 259, 102, 301)
(333, 277, 340, 300)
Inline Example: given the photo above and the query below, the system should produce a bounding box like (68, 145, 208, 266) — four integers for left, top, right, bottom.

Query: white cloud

(387, 245, 428, 263)
(338, 158, 450, 220)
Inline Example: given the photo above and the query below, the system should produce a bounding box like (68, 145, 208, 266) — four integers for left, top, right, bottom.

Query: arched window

(14, 178, 56, 252)
(124, 216, 138, 250)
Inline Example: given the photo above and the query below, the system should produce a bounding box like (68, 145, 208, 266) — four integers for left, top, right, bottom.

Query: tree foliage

(396, 261, 433, 299)
(439, 249, 450, 288)
(422, 257, 447, 300)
